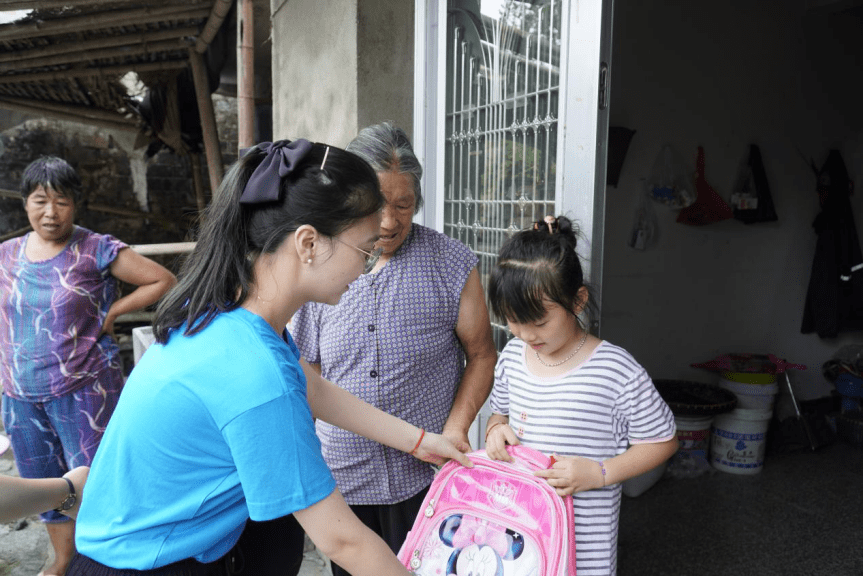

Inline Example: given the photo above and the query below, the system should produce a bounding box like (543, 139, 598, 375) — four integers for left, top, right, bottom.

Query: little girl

(484, 215, 678, 576)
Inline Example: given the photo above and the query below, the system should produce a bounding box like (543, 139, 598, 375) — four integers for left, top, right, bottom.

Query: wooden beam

(129, 241, 195, 256)
(188, 48, 222, 193)
(190, 152, 206, 210)
(0, 38, 193, 74)
(0, 226, 30, 243)
(0, 97, 138, 131)
(113, 311, 154, 324)
(0, 0, 210, 9)
(0, 187, 20, 200)
(0, 96, 137, 125)
(0, 26, 200, 64)
(0, 60, 188, 84)
(237, 0, 254, 150)
(89, 203, 186, 227)
(0, 6, 211, 42)
(195, 0, 232, 53)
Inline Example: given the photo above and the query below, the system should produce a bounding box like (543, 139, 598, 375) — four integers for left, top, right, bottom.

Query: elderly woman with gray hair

(290, 121, 497, 575)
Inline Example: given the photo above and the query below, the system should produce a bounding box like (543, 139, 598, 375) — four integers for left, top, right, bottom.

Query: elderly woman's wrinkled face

(24, 185, 75, 244)
(375, 170, 416, 256)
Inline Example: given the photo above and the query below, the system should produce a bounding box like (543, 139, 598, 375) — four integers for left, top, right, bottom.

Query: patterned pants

(2, 378, 122, 522)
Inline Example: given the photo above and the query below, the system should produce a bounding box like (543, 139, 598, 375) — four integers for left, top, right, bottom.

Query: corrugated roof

(0, 0, 231, 134)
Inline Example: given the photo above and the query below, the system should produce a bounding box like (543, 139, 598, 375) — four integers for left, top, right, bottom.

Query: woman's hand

(60, 466, 89, 519)
(100, 310, 118, 338)
(410, 430, 473, 469)
(533, 455, 604, 496)
(484, 421, 519, 462)
(440, 427, 472, 454)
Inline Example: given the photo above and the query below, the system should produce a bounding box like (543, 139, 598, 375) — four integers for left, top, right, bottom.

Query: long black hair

(488, 215, 595, 328)
(152, 142, 382, 343)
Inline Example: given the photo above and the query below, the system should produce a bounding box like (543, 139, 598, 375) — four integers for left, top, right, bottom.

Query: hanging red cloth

(677, 146, 733, 225)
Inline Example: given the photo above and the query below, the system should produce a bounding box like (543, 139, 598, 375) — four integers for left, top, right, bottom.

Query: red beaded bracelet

(409, 428, 425, 455)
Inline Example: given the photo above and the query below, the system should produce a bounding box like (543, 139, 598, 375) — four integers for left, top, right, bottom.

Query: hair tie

(533, 215, 557, 234)
(239, 139, 313, 205)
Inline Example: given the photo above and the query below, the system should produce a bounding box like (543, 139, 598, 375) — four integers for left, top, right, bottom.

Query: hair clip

(320, 146, 330, 171)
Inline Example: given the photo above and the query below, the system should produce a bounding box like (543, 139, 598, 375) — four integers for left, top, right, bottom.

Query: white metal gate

(415, 0, 611, 447)
(443, 0, 563, 348)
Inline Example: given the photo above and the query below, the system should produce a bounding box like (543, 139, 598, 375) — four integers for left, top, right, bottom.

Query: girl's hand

(411, 430, 473, 469)
(533, 455, 604, 496)
(485, 422, 520, 462)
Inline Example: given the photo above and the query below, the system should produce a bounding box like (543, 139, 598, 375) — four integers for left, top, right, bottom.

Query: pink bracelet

(599, 461, 608, 486)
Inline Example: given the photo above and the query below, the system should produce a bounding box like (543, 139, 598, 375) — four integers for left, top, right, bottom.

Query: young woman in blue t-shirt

(67, 140, 471, 576)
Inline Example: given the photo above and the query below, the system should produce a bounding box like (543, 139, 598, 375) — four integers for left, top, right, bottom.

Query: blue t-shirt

(75, 307, 336, 569)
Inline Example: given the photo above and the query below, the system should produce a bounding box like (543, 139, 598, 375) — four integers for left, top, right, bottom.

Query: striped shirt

(489, 339, 676, 576)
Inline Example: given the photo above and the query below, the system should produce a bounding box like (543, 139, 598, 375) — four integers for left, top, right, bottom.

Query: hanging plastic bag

(730, 144, 778, 224)
(628, 179, 659, 250)
(647, 144, 695, 208)
(676, 146, 733, 226)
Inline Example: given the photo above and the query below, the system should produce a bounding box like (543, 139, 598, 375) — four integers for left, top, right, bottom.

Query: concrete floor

(5, 436, 861, 575)
(618, 440, 863, 576)
(303, 440, 863, 576)
(297, 537, 331, 576)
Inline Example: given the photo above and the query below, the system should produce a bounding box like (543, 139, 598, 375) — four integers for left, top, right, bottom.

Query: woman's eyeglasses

(335, 238, 383, 274)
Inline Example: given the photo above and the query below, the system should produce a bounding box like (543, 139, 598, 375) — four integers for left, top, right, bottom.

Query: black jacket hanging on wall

(801, 150, 863, 338)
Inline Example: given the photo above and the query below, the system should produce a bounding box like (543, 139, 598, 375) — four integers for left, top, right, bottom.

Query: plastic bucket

(718, 372, 778, 410)
(710, 408, 773, 474)
(670, 415, 713, 467)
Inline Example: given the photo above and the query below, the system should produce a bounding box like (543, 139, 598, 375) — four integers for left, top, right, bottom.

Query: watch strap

(55, 476, 76, 512)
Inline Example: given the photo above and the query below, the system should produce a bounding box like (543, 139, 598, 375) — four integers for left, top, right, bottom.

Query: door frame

(413, 0, 611, 329)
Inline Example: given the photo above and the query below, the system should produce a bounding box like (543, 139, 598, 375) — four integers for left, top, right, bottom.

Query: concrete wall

(357, 0, 414, 140)
(271, 0, 413, 146)
(272, 0, 360, 145)
(603, 0, 863, 400)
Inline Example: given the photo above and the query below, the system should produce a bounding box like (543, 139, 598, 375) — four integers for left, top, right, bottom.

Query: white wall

(271, 0, 359, 145)
(271, 0, 413, 146)
(602, 0, 863, 400)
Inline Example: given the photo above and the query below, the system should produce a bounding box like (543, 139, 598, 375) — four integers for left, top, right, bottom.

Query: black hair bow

(239, 139, 313, 205)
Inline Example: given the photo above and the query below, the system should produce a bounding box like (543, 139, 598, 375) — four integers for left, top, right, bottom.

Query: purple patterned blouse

(0, 226, 126, 401)
(291, 224, 477, 505)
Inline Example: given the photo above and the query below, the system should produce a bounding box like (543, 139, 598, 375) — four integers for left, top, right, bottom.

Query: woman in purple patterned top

(0, 156, 176, 576)
(291, 123, 498, 575)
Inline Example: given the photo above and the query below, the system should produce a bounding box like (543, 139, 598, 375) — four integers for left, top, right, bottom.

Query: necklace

(534, 329, 588, 368)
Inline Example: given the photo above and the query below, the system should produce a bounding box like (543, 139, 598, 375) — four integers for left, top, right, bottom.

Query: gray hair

(346, 122, 423, 214)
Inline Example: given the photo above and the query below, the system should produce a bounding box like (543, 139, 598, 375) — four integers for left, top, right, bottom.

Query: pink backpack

(398, 445, 576, 575)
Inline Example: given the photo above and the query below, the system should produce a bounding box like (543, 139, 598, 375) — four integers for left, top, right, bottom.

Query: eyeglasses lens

(364, 247, 383, 274)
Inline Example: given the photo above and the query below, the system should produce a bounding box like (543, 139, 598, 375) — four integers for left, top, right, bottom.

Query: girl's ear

(573, 286, 590, 315)
(293, 224, 319, 264)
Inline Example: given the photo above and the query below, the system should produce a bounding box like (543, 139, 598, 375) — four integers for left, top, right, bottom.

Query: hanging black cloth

(801, 150, 863, 337)
(733, 144, 778, 224)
